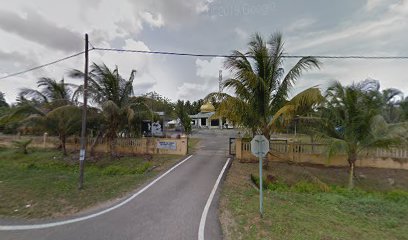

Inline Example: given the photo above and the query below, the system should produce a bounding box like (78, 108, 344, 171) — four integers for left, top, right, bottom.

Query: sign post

(250, 134, 269, 217)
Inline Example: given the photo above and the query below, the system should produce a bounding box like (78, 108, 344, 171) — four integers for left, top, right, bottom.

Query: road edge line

(0, 155, 194, 231)
(198, 157, 231, 240)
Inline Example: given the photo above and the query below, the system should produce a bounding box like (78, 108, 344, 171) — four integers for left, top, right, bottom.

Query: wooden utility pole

(79, 33, 89, 190)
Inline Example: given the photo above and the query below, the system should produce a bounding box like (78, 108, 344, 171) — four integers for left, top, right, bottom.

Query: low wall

(0, 135, 188, 156)
(235, 138, 408, 170)
(66, 137, 188, 156)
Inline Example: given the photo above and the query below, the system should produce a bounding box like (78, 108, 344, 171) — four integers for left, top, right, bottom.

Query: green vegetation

(175, 100, 192, 134)
(208, 32, 322, 140)
(0, 148, 181, 219)
(317, 80, 407, 189)
(220, 162, 408, 240)
(11, 139, 33, 154)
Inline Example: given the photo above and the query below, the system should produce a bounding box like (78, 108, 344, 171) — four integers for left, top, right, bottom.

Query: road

(0, 130, 236, 240)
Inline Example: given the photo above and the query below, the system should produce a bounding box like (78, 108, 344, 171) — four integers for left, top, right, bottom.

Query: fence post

(43, 132, 48, 148)
(235, 138, 242, 161)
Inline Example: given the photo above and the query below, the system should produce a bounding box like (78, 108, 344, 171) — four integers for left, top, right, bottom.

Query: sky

(0, 0, 407, 103)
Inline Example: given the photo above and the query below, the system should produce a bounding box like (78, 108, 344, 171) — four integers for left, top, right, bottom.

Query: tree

(25, 105, 82, 155)
(69, 63, 136, 156)
(0, 92, 10, 132)
(175, 100, 192, 134)
(401, 97, 408, 121)
(0, 91, 8, 108)
(317, 81, 405, 189)
(20, 77, 76, 109)
(381, 88, 404, 123)
(0, 78, 76, 135)
(209, 33, 321, 140)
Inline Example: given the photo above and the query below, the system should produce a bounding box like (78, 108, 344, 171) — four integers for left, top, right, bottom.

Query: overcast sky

(0, 0, 407, 103)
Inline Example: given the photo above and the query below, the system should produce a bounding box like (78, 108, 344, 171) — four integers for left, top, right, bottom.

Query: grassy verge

(0, 147, 182, 219)
(220, 161, 408, 240)
(188, 138, 200, 153)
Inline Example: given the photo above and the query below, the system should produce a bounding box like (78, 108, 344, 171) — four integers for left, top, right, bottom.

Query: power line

(88, 40, 96, 50)
(0, 50, 89, 80)
(93, 47, 234, 58)
(93, 47, 408, 60)
(1, 46, 407, 81)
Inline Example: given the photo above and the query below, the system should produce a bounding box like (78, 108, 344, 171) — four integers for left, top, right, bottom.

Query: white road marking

(198, 158, 231, 240)
(0, 155, 194, 231)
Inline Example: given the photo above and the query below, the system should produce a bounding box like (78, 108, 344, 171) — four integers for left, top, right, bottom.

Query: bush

(250, 174, 288, 191)
(12, 139, 32, 154)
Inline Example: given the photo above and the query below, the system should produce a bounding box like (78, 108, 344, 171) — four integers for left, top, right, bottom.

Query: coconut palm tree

(209, 33, 321, 139)
(69, 63, 137, 156)
(24, 105, 82, 155)
(20, 77, 76, 109)
(318, 81, 405, 189)
(0, 91, 8, 108)
(381, 88, 404, 123)
(0, 77, 76, 135)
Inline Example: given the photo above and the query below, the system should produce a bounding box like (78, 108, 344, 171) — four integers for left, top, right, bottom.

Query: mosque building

(189, 101, 231, 129)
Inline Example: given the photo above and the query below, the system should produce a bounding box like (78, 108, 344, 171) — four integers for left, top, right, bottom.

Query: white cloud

(140, 12, 164, 28)
(234, 27, 248, 40)
(176, 82, 217, 100)
(365, 0, 385, 11)
(195, 57, 224, 78)
(287, 18, 316, 32)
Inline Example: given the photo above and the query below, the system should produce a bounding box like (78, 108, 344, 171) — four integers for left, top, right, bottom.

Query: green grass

(220, 162, 408, 240)
(0, 147, 181, 219)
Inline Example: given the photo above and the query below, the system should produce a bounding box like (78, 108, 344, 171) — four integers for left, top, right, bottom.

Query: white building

(189, 102, 224, 128)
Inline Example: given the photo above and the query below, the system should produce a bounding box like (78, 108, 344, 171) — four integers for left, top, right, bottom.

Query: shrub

(12, 139, 32, 154)
(102, 165, 130, 176)
(250, 174, 288, 191)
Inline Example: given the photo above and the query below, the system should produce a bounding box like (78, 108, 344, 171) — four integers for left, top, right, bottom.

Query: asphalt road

(0, 130, 234, 240)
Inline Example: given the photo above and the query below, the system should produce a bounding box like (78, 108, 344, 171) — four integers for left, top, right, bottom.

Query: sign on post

(251, 135, 269, 158)
(250, 134, 269, 217)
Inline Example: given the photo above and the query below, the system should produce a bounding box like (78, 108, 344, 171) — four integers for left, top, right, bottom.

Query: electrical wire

(0, 50, 90, 80)
(93, 47, 408, 60)
(1, 46, 408, 81)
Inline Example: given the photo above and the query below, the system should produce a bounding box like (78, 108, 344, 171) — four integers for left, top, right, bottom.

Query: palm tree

(317, 81, 405, 189)
(381, 88, 403, 123)
(209, 33, 321, 139)
(24, 105, 82, 155)
(0, 91, 8, 108)
(0, 78, 76, 135)
(69, 63, 136, 156)
(20, 77, 76, 109)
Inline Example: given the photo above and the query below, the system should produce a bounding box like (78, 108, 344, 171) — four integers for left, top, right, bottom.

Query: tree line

(0, 64, 206, 156)
(205, 32, 408, 189)
(1, 32, 408, 189)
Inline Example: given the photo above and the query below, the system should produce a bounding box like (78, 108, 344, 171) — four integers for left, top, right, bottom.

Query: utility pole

(218, 70, 222, 93)
(219, 70, 223, 129)
(79, 33, 89, 190)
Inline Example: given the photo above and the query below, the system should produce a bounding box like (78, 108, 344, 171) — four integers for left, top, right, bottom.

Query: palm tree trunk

(61, 135, 67, 156)
(90, 131, 103, 157)
(347, 152, 357, 189)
